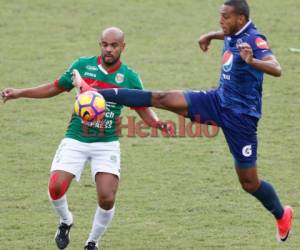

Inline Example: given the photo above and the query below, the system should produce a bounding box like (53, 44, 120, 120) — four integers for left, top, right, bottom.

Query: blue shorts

(184, 90, 258, 168)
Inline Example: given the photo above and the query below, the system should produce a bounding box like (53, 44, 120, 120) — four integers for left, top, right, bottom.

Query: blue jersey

(216, 21, 273, 118)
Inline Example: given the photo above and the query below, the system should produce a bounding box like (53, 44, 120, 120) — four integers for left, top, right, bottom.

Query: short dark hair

(224, 0, 250, 20)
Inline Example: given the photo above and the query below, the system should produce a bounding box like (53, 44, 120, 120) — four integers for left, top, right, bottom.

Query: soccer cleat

(84, 241, 98, 250)
(276, 206, 293, 242)
(55, 222, 73, 249)
(72, 69, 96, 94)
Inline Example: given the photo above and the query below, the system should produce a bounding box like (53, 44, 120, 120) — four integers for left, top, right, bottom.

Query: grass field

(1, 0, 300, 249)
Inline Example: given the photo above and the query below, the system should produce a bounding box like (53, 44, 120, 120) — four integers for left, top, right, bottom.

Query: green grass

(1, 0, 300, 249)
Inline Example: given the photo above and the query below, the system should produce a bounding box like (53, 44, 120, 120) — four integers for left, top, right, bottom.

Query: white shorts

(50, 138, 121, 181)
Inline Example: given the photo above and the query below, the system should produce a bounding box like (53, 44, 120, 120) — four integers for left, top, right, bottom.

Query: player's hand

(0, 88, 21, 103)
(72, 69, 96, 94)
(157, 121, 176, 137)
(198, 34, 212, 52)
(238, 42, 253, 64)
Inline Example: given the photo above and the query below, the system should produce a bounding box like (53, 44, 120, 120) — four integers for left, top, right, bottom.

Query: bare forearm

(136, 108, 159, 128)
(238, 44, 282, 77)
(198, 30, 224, 51)
(206, 30, 225, 40)
(135, 107, 174, 135)
(17, 83, 63, 98)
(249, 58, 282, 77)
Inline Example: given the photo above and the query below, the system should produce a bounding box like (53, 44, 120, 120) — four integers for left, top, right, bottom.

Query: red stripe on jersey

(82, 78, 121, 89)
(97, 56, 122, 74)
(53, 79, 69, 92)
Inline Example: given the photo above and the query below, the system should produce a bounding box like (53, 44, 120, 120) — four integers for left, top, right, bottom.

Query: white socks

(49, 194, 115, 245)
(87, 205, 115, 244)
(49, 194, 73, 225)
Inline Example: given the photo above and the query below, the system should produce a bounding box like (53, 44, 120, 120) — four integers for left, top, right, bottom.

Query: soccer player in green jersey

(1, 27, 171, 250)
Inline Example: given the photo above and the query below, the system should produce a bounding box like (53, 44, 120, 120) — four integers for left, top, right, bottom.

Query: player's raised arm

(238, 42, 282, 77)
(1, 83, 64, 103)
(198, 30, 225, 52)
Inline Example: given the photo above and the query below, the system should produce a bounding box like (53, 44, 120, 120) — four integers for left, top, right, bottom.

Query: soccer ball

(74, 91, 106, 122)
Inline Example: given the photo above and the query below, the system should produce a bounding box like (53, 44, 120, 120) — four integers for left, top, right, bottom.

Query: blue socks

(97, 88, 152, 107)
(251, 180, 284, 219)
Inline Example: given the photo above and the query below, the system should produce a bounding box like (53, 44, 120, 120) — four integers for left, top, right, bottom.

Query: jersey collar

(97, 56, 122, 75)
(231, 20, 255, 38)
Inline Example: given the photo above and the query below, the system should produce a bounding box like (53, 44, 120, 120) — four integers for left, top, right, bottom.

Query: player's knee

(240, 180, 260, 193)
(48, 173, 70, 200)
(152, 91, 169, 108)
(98, 192, 116, 210)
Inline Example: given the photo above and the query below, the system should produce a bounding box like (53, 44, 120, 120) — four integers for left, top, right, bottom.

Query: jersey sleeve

(250, 34, 273, 60)
(56, 59, 81, 91)
(127, 71, 144, 90)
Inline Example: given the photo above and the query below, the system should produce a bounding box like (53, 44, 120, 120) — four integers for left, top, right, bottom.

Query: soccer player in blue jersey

(75, 0, 293, 242)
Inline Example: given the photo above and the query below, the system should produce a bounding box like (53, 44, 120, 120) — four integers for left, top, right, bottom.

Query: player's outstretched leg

(97, 88, 189, 116)
(235, 167, 293, 241)
(48, 170, 74, 249)
(84, 173, 118, 250)
(151, 90, 189, 116)
(71, 71, 189, 116)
